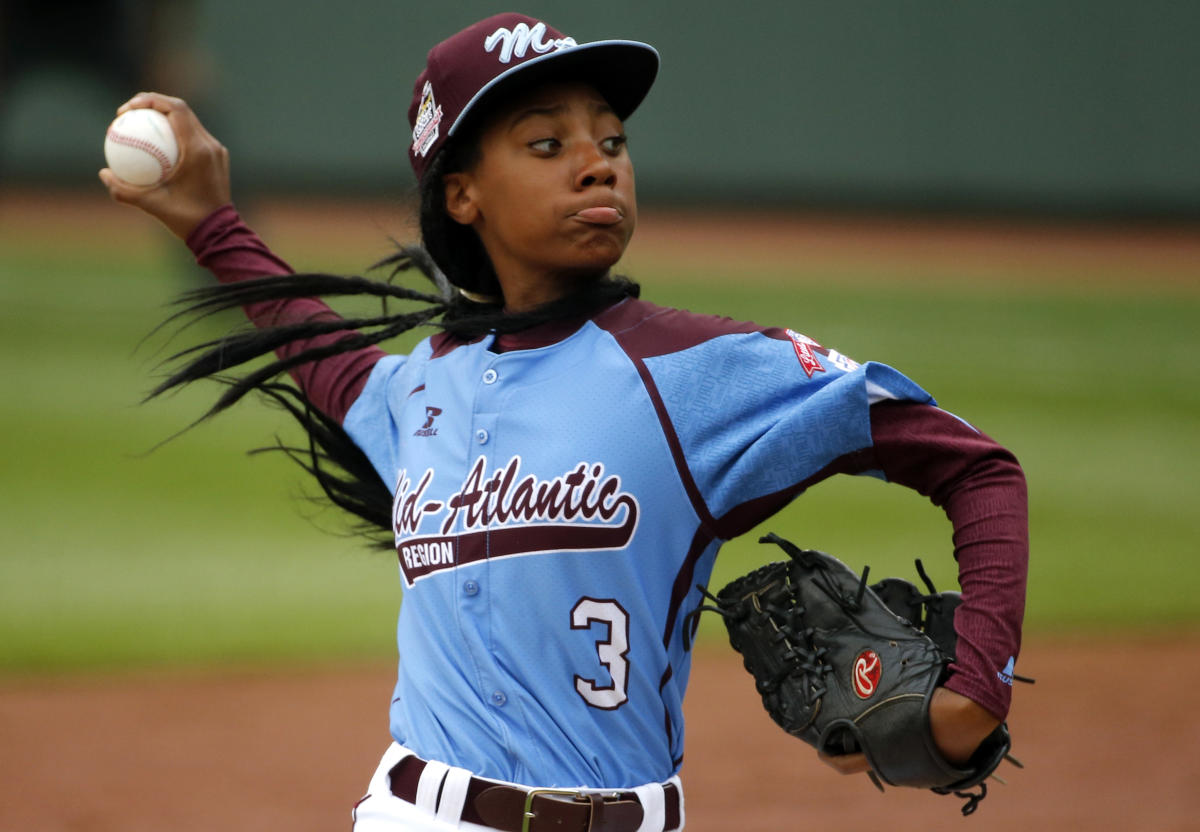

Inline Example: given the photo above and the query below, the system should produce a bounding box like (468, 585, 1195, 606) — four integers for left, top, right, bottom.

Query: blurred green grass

(2, 214, 1198, 674)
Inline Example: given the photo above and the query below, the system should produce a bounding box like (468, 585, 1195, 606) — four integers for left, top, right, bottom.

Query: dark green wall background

(3, 1, 1197, 215)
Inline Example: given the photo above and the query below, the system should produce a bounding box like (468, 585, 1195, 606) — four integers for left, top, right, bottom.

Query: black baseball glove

(688, 533, 1027, 815)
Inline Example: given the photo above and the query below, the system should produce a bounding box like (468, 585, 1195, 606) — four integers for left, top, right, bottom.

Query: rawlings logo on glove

(852, 650, 881, 698)
(687, 533, 1030, 816)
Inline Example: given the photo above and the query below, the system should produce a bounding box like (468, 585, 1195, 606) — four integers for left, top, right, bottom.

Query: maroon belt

(389, 754, 681, 832)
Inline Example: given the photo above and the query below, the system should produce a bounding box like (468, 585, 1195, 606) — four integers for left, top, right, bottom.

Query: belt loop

(378, 743, 415, 796)
(435, 765, 472, 824)
(631, 782, 665, 832)
(668, 776, 684, 831)
(415, 759, 449, 815)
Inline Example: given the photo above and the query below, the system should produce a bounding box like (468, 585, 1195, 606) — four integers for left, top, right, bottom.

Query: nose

(574, 143, 617, 190)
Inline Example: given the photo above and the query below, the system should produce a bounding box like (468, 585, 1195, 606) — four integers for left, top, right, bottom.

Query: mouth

(572, 206, 625, 226)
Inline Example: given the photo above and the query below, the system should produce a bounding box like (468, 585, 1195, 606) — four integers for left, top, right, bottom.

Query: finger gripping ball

(104, 109, 179, 186)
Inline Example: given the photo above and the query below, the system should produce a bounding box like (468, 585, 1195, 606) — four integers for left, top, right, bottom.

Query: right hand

(99, 92, 231, 240)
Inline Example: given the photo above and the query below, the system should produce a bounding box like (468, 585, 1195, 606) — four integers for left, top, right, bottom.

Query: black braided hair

(150, 119, 639, 548)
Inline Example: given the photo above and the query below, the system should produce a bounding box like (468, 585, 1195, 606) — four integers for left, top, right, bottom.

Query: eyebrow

(509, 103, 565, 128)
(507, 98, 616, 130)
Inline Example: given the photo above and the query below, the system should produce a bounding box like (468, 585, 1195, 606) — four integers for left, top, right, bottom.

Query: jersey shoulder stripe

(593, 299, 936, 533)
(592, 298, 769, 358)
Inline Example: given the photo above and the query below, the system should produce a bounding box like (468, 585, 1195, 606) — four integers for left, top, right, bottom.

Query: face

(443, 82, 637, 309)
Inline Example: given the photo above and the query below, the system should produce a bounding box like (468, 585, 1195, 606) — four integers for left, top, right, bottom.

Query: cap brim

(448, 40, 660, 135)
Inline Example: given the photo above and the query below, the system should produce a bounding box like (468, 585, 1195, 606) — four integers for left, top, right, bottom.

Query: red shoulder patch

(786, 329, 826, 378)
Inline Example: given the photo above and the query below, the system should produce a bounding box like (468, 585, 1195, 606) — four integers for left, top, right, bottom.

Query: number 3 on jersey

(571, 598, 629, 709)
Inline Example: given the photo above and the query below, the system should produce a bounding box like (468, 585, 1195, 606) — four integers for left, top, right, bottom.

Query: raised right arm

(185, 206, 385, 423)
(100, 93, 385, 423)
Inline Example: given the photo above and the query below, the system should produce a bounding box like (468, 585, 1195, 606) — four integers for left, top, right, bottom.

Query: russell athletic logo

(391, 455, 639, 585)
(413, 406, 442, 437)
(998, 656, 1017, 686)
(484, 21, 577, 64)
(853, 649, 882, 699)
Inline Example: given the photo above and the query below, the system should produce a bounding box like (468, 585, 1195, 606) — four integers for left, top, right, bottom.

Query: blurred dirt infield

(4, 188, 1200, 286)
(1, 638, 1197, 832)
(3, 189, 1198, 831)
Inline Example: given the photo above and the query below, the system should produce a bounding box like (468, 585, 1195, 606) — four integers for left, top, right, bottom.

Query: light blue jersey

(341, 297, 933, 789)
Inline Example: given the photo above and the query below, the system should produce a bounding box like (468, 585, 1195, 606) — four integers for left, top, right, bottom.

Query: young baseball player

(100, 13, 1028, 831)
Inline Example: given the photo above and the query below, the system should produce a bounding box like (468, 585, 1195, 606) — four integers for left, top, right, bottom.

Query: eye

(529, 138, 560, 154)
(601, 135, 628, 155)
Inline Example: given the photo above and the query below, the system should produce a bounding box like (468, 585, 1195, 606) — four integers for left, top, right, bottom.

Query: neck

(440, 274, 641, 340)
(498, 269, 604, 313)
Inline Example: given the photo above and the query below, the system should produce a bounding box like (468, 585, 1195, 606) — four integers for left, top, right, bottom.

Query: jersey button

(463, 579, 480, 596)
(490, 690, 507, 706)
(475, 429, 489, 444)
(482, 368, 498, 385)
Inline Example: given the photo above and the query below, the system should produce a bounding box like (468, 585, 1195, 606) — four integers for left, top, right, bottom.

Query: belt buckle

(521, 788, 587, 832)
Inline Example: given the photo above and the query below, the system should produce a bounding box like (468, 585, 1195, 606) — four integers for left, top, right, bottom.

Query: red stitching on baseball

(106, 128, 173, 182)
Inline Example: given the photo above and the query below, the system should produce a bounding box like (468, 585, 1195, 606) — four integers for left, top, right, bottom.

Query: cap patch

(411, 81, 443, 158)
(484, 20, 577, 64)
(853, 649, 882, 699)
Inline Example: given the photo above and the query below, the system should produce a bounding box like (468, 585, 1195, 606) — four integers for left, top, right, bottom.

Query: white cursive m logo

(484, 21, 577, 64)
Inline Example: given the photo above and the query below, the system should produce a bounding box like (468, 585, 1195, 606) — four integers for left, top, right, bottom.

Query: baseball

(104, 108, 179, 186)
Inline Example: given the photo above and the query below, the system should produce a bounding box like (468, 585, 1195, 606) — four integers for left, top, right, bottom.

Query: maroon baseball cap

(407, 13, 659, 180)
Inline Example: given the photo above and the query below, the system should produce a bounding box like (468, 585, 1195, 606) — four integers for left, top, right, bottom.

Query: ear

(443, 172, 480, 226)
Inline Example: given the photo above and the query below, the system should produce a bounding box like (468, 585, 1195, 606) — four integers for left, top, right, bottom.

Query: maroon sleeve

(184, 204, 386, 424)
(868, 400, 1028, 721)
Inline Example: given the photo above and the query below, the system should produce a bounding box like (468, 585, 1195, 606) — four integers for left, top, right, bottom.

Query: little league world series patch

(411, 81, 443, 158)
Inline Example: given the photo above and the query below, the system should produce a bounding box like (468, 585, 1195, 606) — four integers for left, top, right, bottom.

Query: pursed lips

(571, 206, 624, 225)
